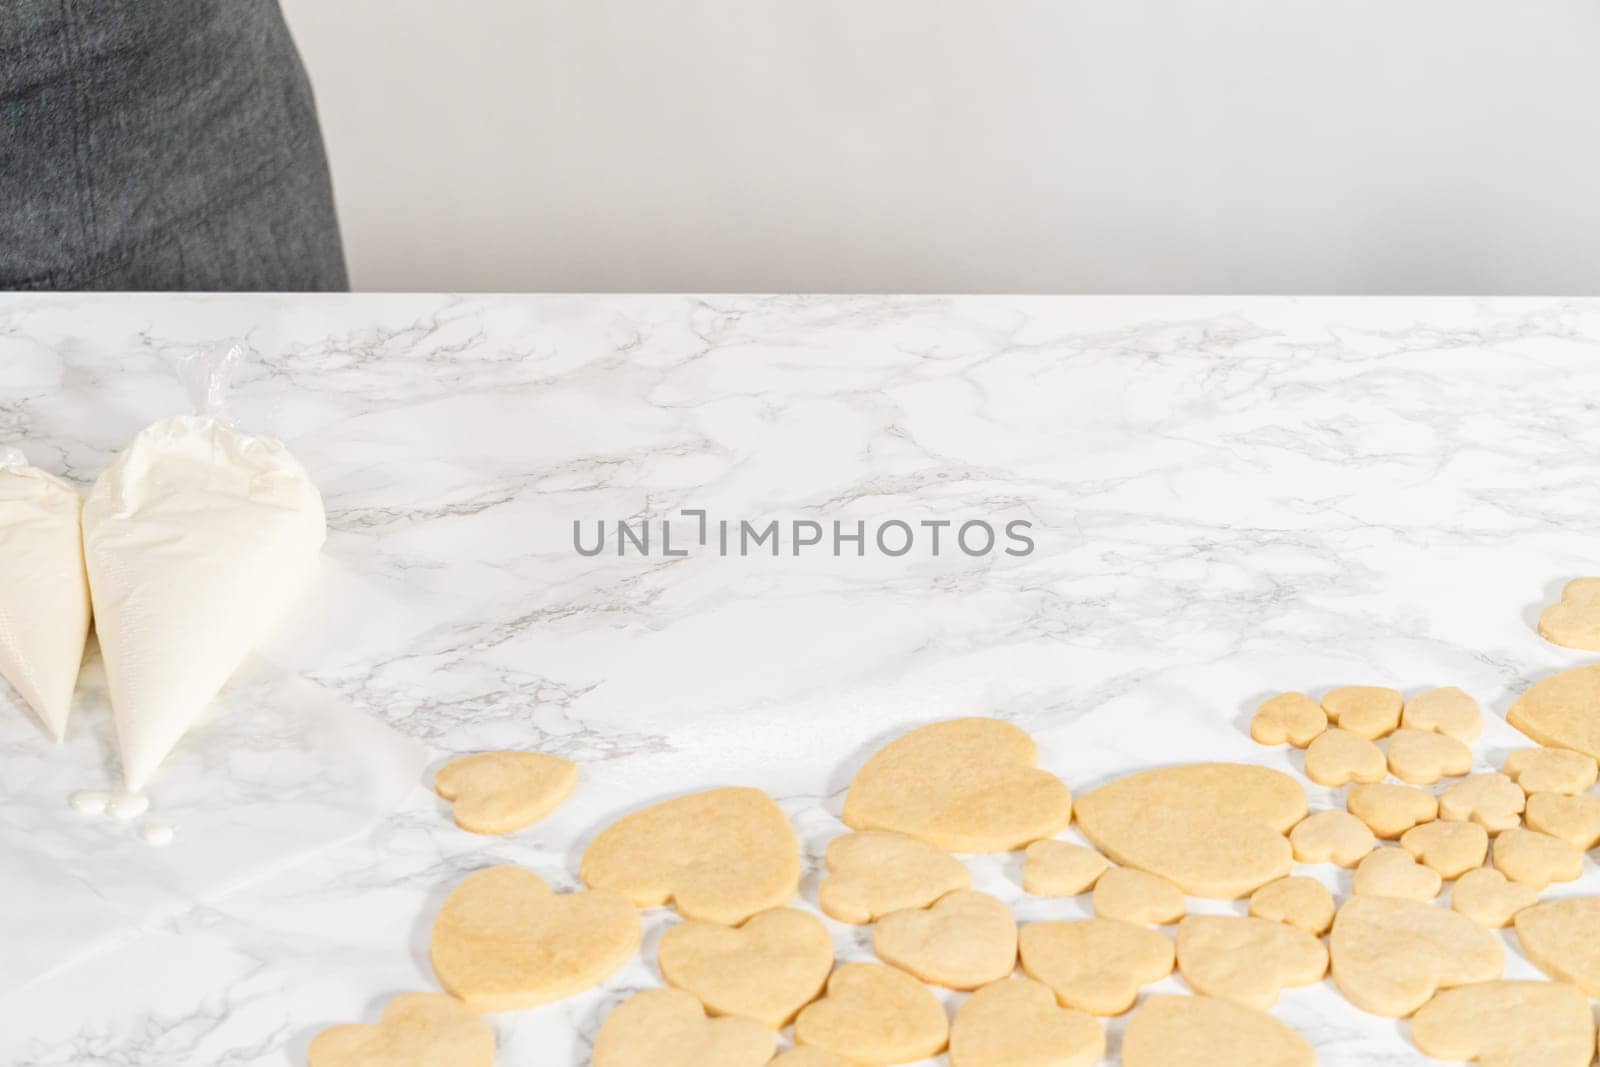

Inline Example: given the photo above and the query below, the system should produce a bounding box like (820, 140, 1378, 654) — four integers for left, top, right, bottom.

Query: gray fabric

(1, 0, 347, 291)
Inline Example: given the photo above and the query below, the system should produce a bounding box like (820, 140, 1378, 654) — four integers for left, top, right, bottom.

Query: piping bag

(82, 344, 327, 790)
(0, 448, 91, 741)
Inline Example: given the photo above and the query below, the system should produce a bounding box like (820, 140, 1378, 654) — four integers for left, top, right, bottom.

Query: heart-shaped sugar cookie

(429, 866, 640, 1012)
(1289, 810, 1375, 868)
(1321, 686, 1402, 740)
(1412, 980, 1596, 1067)
(1303, 728, 1386, 787)
(1507, 662, 1600, 761)
(818, 831, 971, 924)
(1537, 577, 1600, 651)
(1385, 728, 1471, 785)
(1439, 773, 1525, 834)
(1524, 792, 1600, 850)
(1451, 868, 1538, 928)
(1402, 687, 1483, 743)
(1091, 868, 1185, 925)
(1022, 840, 1108, 897)
(658, 907, 833, 1028)
(1248, 876, 1335, 936)
(1492, 827, 1583, 890)
(872, 889, 1018, 990)
(434, 751, 578, 835)
(1175, 915, 1328, 1010)
(793, 962, 949, 1065)
(1329, 895, 1503, 1017)
(948, 977, 1105, 1067)
(1352, 848, 1441, 901)
(1347, 783, 1438, 840)
(307, 992, 493, 1067)
(1018, 918, 1175, 1016)
(593, 988, 774, 1067)
(1122, 995, 1314, 1067)
(1513, 897, 1600, 996)
(1503, 746, 1597, 795)
(1249, 692, 1327, 748)
(843, 718, 1072, 852)
(581, 787, 800, 924)
(1399, 820, 1487, 879)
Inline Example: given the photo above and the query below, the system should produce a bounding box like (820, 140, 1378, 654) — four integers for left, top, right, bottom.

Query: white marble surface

(2, 294, 1599, 1066)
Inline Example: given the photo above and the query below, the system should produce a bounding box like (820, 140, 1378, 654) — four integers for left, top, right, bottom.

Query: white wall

(281, 0, 1600, 294)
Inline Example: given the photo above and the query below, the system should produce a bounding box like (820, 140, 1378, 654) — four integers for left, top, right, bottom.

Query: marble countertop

(2, 294, 1599, 1066)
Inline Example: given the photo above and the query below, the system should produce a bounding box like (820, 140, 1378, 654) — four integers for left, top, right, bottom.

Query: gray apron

(1, 0, 347, 291)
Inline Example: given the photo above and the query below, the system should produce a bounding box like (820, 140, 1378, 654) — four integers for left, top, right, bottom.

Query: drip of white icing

(141, 822, 176, 848)
(107, 791, 150, 821)
(69, 789, 111, 816)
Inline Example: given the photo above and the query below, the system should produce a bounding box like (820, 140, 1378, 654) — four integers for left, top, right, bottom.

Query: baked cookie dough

(658, 908, 833, 1028)
(792, 963, 949, 1066)
(1411, 980, 1597, 1067)
(842, 718, 1072, 852)
(1072, 763, 1303, 899)
(1399, 820, 1488, 880)
(1352, 848, 1441, 901)
(1384, 728, 1471, 785)
(768, 1050, 850, 1067)
(581, 787, 800, 924)
(1451, 868, 1538, 929)
(1537, 577, 1600, 651)
(1249, 692, 1327, 748)
(1021, 840, 1109, 897)
(1329, 895, 1503, 1017)
(947, 977, 1104, 1067)
(429, 866, 640, 1012)
(1438, 773, 1525, 834)
(1503, 746, 1598, 796)
(1174, 915, 1327, 1010)
(872, 889, 1018, 990)
(1507, 663, 1600, 761)
(1491, 827, 1583, 890)
(1122, 995, 1314, 1067)
(434, 751, 578, 835)
(307, 992, 494, 1067)
(1248, 876, 1336, 936)
(818, 831, 971, 924)
(593, 988, 774, 1067)
(1346, 783, 1438, 840)
(1091, 867, 1185, 925)
(1524, 791, 1600, 850)
(1402, 686, 1483, 744)
(1289, 810, 1376, 867)
(1513, 897, 1600, 997)
(1303, 728, 1386, 788)
(1321, 686, 1403, 740)
(1018, 918, 1175, 1016)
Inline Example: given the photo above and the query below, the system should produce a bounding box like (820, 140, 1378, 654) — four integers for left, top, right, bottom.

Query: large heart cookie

(1538, 577, 1600, 651)
(1329, 895, 1503, 1017)
(593, 988, 774, 1067)
(1175, 915, 1327, 1010)
(1073, 763, 1303, 899)
(843, 718, 1072, 852)
(434, 751, 578, 835)
(793, 962, 949, 1065)
(658, 907, 833, 1028)
(1122, 995, 1314, 1067)
(1507, 663, 1600, 761)
(1411, 981, 1596, 1067)
(307, 992, 493, 1067)
(948, 977, 1105, 1067)
(818, 831, 971, 924)
(581, 787, 800, 923)
(429, 866, 640, 1012)
(1018, 918, 1175, 1016)
(872, 889, 1018, 990)
(1513, 897, 1600, 996)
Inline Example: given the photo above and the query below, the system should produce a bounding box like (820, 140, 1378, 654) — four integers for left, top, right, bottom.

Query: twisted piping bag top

(82, 417, 326, 790)
(0, 449, 91, 741)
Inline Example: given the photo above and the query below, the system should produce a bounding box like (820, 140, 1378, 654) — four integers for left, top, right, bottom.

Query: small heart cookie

(1507, 662, 1600, 761)
(1321, 686, 1403, 740)
(948, 978, 1105, 1067)
(659, 908, 833, 1028)
(793, 963, 949, 1065)
(1537, 577, 1600, 651)
(1439, 773, 1525, 834)
(1451, 868, 1538, 928)
(1248, 876, 1335, 936)
(1503, 747, 1598, 796)
(818, 831, 971, 924)
(1491, 827, 1583, 890)
(429, 866, 640, 1012)
(1384, 728, 1471, 785)
(1513, 897, 1600, 996)
(1303, 728, 1386, 788)
(593, 988, 774, 1067)
(1175, 915, 1328, 1010)
(1249, 692, 1327, 748)
(434, 751, 578, 835)
(1091, 867, 1185, 925)
(1402, 686, 1483, 744)
(1329, 895, 1503, 1017)
(1018, 918, 1175, 1016)
(1352, 848, 1441, 901)
(1524, 791, 1600, 850)
(307, 992, 494, 1067)
(581, 787, 800, 924)
(1122, 995, 1314, 1067)
(1412, 980, 1596, 1067)
(1346, 783, 1438, 840)
(1399, 820, 1488, 880)
(1022, 840, 1109, 897)
(1289, 810, 1376, 868)
(843, 718, 1072, 852)
(872, 889, 1017, 990)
